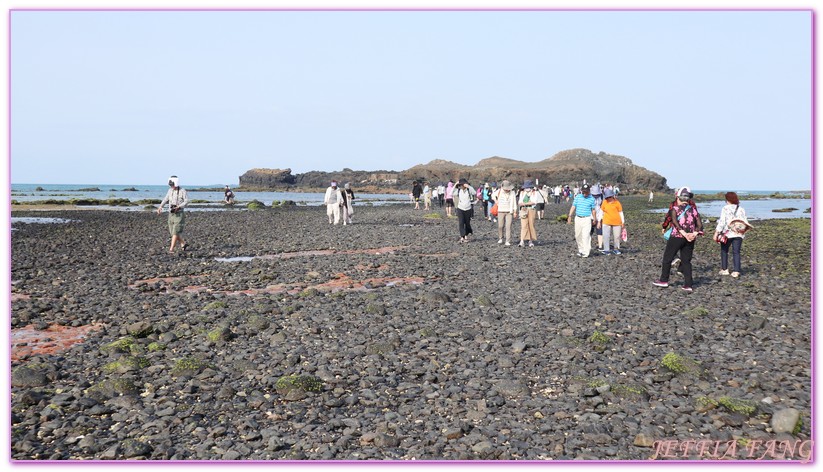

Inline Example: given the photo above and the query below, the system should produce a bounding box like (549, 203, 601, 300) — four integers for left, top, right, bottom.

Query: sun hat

(458, 178, 469, 186)
(728, 217, 754, 234)
(344, 183, 350, 189)
(168, 176, 179, 187)
(522, 180, 534, 189)
(678, 187, 693, 198)
(501, 180, 514, 191)
(603, 188, 615, 199)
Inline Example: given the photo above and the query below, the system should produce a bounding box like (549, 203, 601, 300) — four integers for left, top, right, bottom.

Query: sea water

(10, 183, 408, 207)
(650, 198, 811, 220)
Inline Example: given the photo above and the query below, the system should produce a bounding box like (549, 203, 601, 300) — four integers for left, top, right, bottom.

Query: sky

(9, 9, 813, 189)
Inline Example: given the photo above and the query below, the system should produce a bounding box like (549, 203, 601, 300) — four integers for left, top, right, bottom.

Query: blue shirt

(572, 194, 597, 218)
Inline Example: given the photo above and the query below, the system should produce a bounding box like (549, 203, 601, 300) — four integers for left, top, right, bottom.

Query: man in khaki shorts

(157, 175, 189, 253)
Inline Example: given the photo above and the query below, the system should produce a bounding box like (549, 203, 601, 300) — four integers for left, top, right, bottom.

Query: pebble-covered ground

(10, 196, 812, 461)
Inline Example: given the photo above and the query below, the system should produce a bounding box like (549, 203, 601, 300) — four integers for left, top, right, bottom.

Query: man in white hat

(157, 175, 189, 253)
(324, 181, 344, 225)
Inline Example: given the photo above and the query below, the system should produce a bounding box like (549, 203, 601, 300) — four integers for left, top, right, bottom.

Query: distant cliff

(237, 149, 669, 192)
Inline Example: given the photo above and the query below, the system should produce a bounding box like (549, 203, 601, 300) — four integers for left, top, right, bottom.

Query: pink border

(6, 7, 817, 465)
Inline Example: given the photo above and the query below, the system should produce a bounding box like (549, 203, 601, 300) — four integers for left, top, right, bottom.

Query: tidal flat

(10, 196, 811, 460)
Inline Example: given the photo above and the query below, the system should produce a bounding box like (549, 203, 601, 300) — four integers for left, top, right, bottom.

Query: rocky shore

(10, 197, 812, 461)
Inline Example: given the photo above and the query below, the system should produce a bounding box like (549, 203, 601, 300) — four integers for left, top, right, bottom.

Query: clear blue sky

(10, 9, 812, 189)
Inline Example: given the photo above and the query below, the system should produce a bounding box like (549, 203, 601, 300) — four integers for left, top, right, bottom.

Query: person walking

(518, 180, 539, 247)
(445, 179, 455, 217)
(412, 181, 423, 210)
(553, 185, 562, 204)
(423, 182, 431, 210)
(597, 188, 625, 255)
(649, 191, 654, 203)
(653, 187, 704, 291)
(324, 181, 345, 225)
(157, 175, 189, 253)
(536, 185, 549, 219)
(453, 178, 476, 242)
(713, 191, 753, 278)
(437, 183, 445, 208)
(343, 183, 355, 225)
(567, 183, 598, 257)
(494, 180, 518, 246)
(482, 183, 493, 220)
(590, 182, 603, 206)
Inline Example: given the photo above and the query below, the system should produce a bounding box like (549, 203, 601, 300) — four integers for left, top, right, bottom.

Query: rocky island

(237, 148, 669, 193)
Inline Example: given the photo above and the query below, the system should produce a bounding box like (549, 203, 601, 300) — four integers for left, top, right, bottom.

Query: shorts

(445, 199, 454, 208)
(536, 203, 545, 211)
(168, 212, 185, 235)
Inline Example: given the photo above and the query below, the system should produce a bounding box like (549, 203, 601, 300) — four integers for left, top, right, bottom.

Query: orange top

(600, 199, 623, 226)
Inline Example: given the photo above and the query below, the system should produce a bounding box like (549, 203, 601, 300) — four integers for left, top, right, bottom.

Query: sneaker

(528, 242, 534, 247)
(681, 286, 693, 292)
(731, 272, 740, 278)
(652, 280, 669, 288)
(519, 241, 525, 247)
(612, 249, 621, 255)
(578, 252, 584, 257)
(718, 269, 730, 276)
(498, 239, 503, 244)
(581, 253, 589, 258)
(600, 250, 610, 255)
(505, 241, 511, 246)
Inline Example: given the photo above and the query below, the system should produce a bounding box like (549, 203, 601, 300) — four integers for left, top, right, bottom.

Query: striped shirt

(572, 194, 597, 218)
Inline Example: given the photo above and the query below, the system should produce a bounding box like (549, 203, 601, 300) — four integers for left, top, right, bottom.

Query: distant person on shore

(714, 191, 753, 278)
(223, 185, 235, 205)
(431, 186, 439, 209)
(324, 181, 345, 225)
(598, 188, 625, 255)
(445, 179, 455, 217)
(412, 181, 423, 210)
(536, 185, 548, 220)
(453, 178, 476, 242)
(343, 183, 355, 225)
(423, 182, 431, 210)
(649, 191, 654, 203)
(518, 180, 539, 247)
(494, 180, 518, 246)
(567, 183, 597, 257)
(653, 187, 704, 292)
(553, 185, 562, 204)
(157, 175, 189, 253)
(437, 183, 445, 208)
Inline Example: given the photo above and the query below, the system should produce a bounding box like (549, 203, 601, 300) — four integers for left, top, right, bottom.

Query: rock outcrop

(237, 149, 669, 192)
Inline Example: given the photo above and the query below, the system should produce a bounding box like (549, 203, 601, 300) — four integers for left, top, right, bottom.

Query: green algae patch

(275, 375, 323, 395)
(202, 301, 228, 311)
(102, 356, 150, 374)
(101, 337, 141, 355)
(661, 352, 704, 376)
(171, 356, 209, 377)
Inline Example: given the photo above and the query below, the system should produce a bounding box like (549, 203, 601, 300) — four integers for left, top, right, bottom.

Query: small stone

(561, 329, 574, 337)
(771, 408, 801, 434)
(444, 428, 463, 440)
(633, 433, 656, 448)
(126, 321, 153, 338)
(512, 341, 527, 353)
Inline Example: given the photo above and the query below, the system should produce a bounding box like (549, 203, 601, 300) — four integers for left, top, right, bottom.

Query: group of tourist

(156, 175, 754, 292)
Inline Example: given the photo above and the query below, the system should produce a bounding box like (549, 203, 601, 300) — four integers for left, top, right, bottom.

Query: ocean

(10, 183, 409, 208)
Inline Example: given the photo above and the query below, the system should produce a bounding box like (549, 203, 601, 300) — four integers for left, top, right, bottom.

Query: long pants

(554, 195, 561, 204)
(602, 224, 621, 252)
(721, 237, 743, 273)
(327, 204, 341, 224)
(661, 237, 695, 286)
(457, 208, 473, 238)
(438, 196, 444, 207)
(520, 210, 537, 242)
(574, 216, 593, 256)
(497, 212, 513, 242)
(483, 201, 490, 218)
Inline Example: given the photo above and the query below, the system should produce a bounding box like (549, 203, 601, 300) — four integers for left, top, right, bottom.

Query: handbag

(621, 227, 628, 242)
(663, 205, 691, 241)
(490, 203, 498, 217)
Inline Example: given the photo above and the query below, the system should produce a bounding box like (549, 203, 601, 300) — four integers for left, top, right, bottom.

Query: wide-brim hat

(522, 180, 534, 189)
(501, 180, 514, 191)
(603, 188, 615, 199)
(728, 217, 754, 233)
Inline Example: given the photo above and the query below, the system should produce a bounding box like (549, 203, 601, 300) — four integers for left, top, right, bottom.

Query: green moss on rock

(275, 375, 323, 394)
(102, 356, 150, 373)
(202, 301, 228, 311)
(171, 356, 208, 377)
